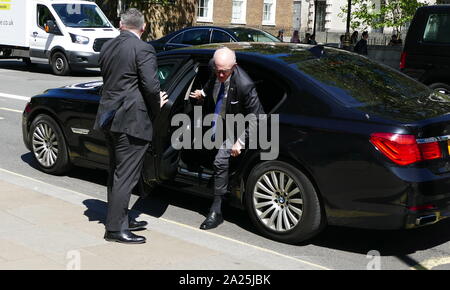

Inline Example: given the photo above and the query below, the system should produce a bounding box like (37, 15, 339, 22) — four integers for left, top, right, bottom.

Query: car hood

(63, 81, 103, 90)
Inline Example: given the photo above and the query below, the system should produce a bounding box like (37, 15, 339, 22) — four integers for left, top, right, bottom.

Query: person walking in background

(389, 34, 402, 46)
(339, 34, 345, 48)
(350, 31, 359, 45)
(302, 32, 311, 44)
(277, 29, 284, 42)
(309, 34, 317, 45)
(354, 31, 369, 55)
(94, 8, 168, 244)
(290, 30, 300, 43)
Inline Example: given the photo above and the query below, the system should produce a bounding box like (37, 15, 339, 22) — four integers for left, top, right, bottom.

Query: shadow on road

(0, 60, 101, 77)
(310, 218, 450, 256)
(21, 152, 108, 187)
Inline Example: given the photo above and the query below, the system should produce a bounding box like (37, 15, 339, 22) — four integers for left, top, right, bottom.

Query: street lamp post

(343, 0, 352, 50)
(313, 0, 318, 36)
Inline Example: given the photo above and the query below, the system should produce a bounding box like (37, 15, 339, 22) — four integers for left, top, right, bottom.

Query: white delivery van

(0, 0, 119, 75)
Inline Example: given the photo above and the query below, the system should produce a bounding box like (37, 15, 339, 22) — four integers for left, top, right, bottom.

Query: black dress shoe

(200, 211, 224, 230)
(104, 230, 146, 244)
(129, 219, 148, 231)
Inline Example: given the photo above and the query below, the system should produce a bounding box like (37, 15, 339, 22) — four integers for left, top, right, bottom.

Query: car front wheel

(29, 114, 71, 175)
(245, 161, 325, 244)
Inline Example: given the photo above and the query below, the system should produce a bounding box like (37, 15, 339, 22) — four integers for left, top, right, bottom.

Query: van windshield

(52, 4, 111, 28)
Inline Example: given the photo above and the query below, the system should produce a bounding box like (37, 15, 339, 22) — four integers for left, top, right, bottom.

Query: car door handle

(33, 32, 38, 37)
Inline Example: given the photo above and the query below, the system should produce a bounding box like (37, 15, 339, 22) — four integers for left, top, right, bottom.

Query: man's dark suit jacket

(195, 65, 265, 143)
(94, 30, 160, 141)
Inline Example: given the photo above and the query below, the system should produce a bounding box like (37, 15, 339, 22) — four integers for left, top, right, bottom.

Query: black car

(148, 26, 280, 52)
(22, 43, 450, 244)
(401, 5, 450, 95)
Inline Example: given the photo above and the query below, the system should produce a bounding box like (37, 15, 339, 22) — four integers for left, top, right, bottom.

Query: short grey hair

(213, 47, 236, 65)
(120, 8, 145, 30)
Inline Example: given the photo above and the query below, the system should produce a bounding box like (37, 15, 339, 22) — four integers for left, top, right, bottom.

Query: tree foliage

(340, 0, 428, 35)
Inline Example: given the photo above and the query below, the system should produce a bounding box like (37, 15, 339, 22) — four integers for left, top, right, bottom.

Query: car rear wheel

(429, 83, 450, 96)
(245, 161, 325, 244)
(29, 114, 71, 175)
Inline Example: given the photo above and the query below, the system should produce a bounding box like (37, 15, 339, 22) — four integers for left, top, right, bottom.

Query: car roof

(155, 26, 273, 42)
(158, 42, 348, 65)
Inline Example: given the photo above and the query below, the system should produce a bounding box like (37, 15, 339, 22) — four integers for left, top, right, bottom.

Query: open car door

(143, 58, 199, 184)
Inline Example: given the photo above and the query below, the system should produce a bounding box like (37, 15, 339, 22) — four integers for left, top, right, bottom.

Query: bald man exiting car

(190, 47, 265, 230)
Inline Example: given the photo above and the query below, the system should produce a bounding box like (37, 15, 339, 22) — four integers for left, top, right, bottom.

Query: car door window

(168, 32, 184, 44)
(211, 30, 233, 43)
(37, 4, 56, 30)
(182, 29, 211, 45)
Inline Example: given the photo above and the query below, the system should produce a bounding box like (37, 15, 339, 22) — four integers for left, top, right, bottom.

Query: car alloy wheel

(253, 170, 304, 232)
(29, 114, 71, 175)
(245, 161, 324, 244)
(32, 122, 59, 168)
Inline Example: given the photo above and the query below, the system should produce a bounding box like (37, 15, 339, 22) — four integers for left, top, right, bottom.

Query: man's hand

(231, 141, 242, 157)
(189, 89, 204, 100)
(160, 91, 168, 108)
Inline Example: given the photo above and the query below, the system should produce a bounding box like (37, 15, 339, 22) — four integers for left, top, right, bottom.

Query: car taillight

(370, 133, 442, 166)
(418, 141, 442, 160)
(400, 51, 407, 69)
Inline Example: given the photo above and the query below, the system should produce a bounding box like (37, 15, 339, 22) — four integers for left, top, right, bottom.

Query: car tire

(429, 83, 450, 96)
(29, 114, 72, 175)
(245, 161, 325, 244)
(51, 52, 71, 76)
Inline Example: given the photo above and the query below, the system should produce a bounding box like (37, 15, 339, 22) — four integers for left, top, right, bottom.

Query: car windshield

(52, 4, 111, 28)
(229, 28, 279, 42)
(285, 49, 436, 108)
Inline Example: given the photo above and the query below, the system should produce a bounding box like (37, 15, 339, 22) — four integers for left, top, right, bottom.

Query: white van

(0, 0, 119, 75)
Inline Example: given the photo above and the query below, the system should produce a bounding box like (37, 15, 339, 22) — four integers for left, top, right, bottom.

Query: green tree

(340, 0, 428, 36)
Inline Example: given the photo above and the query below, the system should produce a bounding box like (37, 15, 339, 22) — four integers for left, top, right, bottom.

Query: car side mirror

(45, 20, 60, 35)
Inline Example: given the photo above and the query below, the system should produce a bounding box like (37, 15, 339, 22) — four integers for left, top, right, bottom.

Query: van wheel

(244, 161, 325, 244)
(51, 52, 71, 76)
(429, 83, 450, 96)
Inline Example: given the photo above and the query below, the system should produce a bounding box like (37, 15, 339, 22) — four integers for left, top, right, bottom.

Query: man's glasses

(214, 67, 234, 74)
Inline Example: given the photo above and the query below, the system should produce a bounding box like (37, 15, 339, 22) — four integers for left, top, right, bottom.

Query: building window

(262, 0, 276, 26)
(197, 0, 213, 22)
(232, 0, 247, 24)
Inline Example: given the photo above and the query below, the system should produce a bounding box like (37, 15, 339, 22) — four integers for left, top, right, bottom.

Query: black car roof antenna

(309, 45, 326, 58)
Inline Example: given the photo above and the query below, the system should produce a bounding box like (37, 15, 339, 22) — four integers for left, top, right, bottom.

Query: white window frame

(197, 0, 214, 23)
(262, 0, 276, 26)
(231, 0, 247, 25)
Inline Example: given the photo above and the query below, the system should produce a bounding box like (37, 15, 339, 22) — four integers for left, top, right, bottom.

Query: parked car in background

(401, 5, 450, 95)
(148, 26, 279, 52)
(22, 43, 450, 244)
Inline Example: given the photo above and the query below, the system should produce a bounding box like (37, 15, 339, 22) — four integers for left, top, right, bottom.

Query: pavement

(0, 168, 327, 270)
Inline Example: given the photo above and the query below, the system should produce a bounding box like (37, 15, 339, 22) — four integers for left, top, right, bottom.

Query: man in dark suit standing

(190, 47, 264, 230)
(354, 31, 369, 56)
(94, 8, 167, 244)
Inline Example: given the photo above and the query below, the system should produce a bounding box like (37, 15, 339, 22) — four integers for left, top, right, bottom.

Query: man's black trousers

(105, 132, 149, 232)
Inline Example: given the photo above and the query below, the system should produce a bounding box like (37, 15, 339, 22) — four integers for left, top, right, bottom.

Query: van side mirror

(45, 20, 60, 35)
